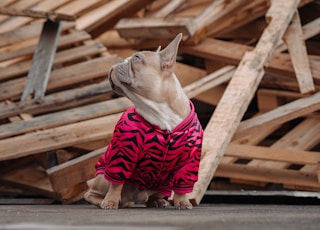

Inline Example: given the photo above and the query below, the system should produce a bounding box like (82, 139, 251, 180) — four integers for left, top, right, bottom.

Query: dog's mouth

(108, 67, 128, 96)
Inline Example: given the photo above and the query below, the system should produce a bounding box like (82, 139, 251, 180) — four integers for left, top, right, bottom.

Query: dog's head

(108, 33, 182, 104)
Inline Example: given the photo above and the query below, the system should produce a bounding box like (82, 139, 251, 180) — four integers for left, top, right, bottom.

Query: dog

(84, 33, 203, 210)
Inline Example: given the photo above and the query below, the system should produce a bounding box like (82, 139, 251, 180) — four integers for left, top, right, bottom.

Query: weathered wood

(21, 20, 62, 102)
(184, 66, 235, 99)
(0, 30, 91, 62)
(0, 7, 76, 21)
(233, 91, 320, 140)
(216, 162, 320, 190)
(206, 0, 268, 37)
(181, 38, 320, 81)
(0, 97, 132, 139)
(0, 55, 118, 101)
(116, 17, 195, 40)
(0, 80, 112, 120)
(276, 17, 320, 52)
(0, 164, 56, 198)
(47, 147, 105, 193)
(283, 11, 315, 94)
(150, 0, 187, 18)
(0, 113, 121, 161)
(226, 143, 320, 165)
(189, 0, 301, 205)
(77, 0, 154, 37)
(0, 0, 73, 33)
(0, 42, 106, 81)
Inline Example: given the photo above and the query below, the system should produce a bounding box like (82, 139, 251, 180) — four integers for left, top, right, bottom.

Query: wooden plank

(0, 55, 118, 101)
(192, 0, 249, 41)
(55, 0, 103, 16)
(0, 21, 74, 47)
(0, 0, 40, 23)
(0, 0, 69, 33)
(0, 30, 91, 62)
(0, 113, 121, 161)
(206, 0, 267, 37)
(233, 92, 320, 140)
(283, 11, 315, 94)
(116, 17, 195, 40)
(226, 143, 320, 165)
(184, 65, 235, 99)
(77, 0, 154, 37)
(189, 0, 301, 205)
(0, 97, 132, 139)
(47, 147, 105, 193)
(150, 0, 187, 18)
(181, 38, 320, 81)
(0, 164, 56, 198)
(21, 20, 62, 102)
(0, 7, 76, 21)
(216, 163, 320, 190)
(0, 80, 112, 120)
(276, 17, 320, 52)
(0, 42, 106, 81)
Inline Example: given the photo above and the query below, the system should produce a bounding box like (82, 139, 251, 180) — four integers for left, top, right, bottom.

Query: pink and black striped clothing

(95, 101, 203, 197)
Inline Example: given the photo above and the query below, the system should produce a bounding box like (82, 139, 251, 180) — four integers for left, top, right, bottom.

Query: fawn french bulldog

(84, 33, 203, 210)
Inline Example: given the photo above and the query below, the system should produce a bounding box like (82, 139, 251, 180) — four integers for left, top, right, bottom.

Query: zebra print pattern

(96, 102, 203, 197)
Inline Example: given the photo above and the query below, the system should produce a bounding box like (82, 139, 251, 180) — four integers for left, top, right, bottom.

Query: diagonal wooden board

(189, 0, 301, 205)
(21, 20, 61, 102)
(283, 11, 314, 94)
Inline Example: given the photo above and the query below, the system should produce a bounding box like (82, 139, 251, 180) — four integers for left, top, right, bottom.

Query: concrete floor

(0, 204, 319, 230)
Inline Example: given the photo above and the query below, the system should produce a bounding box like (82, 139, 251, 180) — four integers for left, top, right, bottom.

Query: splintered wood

(0, 0, 319, 204)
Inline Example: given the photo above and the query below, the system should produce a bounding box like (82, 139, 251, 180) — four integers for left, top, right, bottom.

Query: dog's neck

(127, 74, 190, 131)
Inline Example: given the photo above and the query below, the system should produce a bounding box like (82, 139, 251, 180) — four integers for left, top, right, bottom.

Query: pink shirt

(96, 102, 203, 197)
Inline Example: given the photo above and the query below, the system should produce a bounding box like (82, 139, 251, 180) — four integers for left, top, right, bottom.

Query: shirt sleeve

(173, 120, 203, 194)
(95, 110, 140, 184)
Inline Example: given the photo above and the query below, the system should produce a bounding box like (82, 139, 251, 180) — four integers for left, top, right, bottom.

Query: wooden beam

(216, 162, 320, 190)
(21, 20, 62, 102)
(76, 0, 154, 38)
(283, 11, 315, 94)
(150, 0, 187, 18)
(0, 7, 76, 21)
(181, 38, 320, 81)
(184, 65, 235, 99)
(0, 29, 91, 62)
(226, 143, 320, 165)
(189, 0, 301, 205)
(1, 42, 106, 81)
(0, 80, 113, 119)
(0, 113, 121, 161)
(116, 17, 195, 40)
(0, 97, 132, 139)
(47, 147, 105, 194)
(233, 91, 320, 140)
(0, 55, 118, 101)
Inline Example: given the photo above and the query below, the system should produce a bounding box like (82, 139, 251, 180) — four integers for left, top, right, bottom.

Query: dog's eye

(133, 54, 141, 61)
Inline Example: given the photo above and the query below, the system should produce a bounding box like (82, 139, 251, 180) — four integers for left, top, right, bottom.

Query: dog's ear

(159, 33, 182, 72)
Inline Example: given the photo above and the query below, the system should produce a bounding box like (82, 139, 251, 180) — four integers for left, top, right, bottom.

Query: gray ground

(0, 204, 319, 230)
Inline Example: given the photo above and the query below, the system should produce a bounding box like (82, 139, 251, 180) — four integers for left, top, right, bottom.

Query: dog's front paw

(100, 199, 120, 209)
(173, 193, 192, 210)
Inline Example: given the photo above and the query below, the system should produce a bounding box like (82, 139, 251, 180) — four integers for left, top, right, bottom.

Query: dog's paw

(174, 200, 192, 210)
(173, 193, 192, 210)
(146, 198, 169, 208)
(100, 199, 120, 209)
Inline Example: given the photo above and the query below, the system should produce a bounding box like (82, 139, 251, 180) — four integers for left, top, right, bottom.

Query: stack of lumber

(0, 0, 319, 204)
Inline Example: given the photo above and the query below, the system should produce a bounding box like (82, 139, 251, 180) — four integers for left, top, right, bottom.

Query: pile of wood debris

(0, 0, 319, 204)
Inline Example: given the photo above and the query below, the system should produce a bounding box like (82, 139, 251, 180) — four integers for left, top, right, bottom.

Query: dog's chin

(109, 77, 127, 97)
